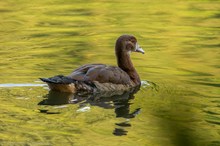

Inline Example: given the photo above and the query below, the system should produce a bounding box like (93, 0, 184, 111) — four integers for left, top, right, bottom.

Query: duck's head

(115, 35, 145, 55)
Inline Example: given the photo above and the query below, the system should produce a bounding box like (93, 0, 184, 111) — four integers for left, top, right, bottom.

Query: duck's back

(68, 64, 131, 85)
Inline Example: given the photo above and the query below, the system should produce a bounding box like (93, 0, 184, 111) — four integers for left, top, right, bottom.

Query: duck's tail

(40, 75, 96, 93)
(40, 75, 75, 84)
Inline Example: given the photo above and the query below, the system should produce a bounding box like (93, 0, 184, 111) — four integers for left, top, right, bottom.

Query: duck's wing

(68, 64, 131, 84)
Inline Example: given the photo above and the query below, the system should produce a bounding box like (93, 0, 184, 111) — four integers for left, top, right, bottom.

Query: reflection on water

(0, 0, 220, 145)
(0, 83, 45, 87)
(39, 86, 141, 136)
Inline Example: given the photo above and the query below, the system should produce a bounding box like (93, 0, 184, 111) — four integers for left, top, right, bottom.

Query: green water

(0, 0, 220, 145)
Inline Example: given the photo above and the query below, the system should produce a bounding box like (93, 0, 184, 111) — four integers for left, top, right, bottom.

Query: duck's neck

(116, 50, 141, 85)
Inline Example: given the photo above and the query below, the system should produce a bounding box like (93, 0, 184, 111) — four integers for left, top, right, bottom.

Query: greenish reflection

(0, 0, 220, 145)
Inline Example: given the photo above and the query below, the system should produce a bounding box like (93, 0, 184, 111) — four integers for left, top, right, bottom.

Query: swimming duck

(40, 35, 145, 93)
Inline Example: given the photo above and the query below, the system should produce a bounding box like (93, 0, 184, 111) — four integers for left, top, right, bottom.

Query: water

(0, 0, 220, 145)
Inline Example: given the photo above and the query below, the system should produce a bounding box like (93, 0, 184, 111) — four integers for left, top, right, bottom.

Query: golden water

(0, 0, 220, 145)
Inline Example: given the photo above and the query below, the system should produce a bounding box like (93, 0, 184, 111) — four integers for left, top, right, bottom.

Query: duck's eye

(126, 41, 135, 50)
(131, 40, 136, 46)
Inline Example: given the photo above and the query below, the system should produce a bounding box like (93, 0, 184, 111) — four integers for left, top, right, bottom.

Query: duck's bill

(135, 47, 145, 54)
(135, 43, 145, 54)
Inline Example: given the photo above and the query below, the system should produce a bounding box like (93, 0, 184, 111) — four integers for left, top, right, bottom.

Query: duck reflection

(38, 85, 141, 136)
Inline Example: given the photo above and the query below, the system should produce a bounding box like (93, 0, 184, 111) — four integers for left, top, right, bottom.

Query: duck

(40, 35, 145, 93)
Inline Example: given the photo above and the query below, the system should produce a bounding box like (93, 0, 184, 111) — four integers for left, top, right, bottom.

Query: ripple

(141, 80, 159, 91)
(0, 83, 46, 87)
(77, 106, 91, 113)
(141, 80, 151, 87)
(187, 81, 220, 88)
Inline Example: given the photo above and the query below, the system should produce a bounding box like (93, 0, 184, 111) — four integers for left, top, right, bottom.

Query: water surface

(0, 0, 220, 145)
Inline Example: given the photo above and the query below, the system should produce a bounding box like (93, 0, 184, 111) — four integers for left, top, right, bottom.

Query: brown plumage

(40, 35, 145, 93)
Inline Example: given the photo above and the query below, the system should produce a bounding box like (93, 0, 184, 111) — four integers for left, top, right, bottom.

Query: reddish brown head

(115, 35, 144, 56)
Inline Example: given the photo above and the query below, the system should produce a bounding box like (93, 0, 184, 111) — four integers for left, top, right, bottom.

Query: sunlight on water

(76, 106, 91, 113)
(0, 0, 220, 145)
(0, 83, 46, 87)
(141, 80, 151, 87)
